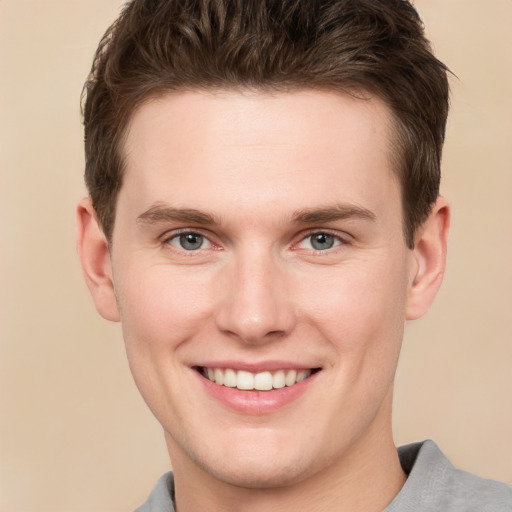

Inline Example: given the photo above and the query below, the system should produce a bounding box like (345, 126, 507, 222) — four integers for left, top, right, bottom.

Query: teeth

(203, 367, 313, 390)
(272, 370, 286, 389)
(254, 371, 273, 390)
(296, 370, 309, 382)
(237, 370, 254, 390)
(285, 369, 297, 386)
(214, 368, 224, 386)
(223, 368, 237, 388)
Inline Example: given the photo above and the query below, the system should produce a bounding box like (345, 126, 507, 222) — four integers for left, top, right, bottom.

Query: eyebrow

(292, 204, 377, 224)
(136, 204, 219, 225)
(136, 203, 376, 227)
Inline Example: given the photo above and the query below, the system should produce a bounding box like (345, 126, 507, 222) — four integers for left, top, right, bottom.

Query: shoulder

(386, 440, 512, 512)
(133, 472, 175, 512)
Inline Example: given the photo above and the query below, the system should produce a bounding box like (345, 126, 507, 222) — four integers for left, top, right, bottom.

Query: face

(108, 90, 419, 488)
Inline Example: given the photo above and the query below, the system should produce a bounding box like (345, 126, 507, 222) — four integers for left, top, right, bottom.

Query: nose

(214, 249, 297, 345)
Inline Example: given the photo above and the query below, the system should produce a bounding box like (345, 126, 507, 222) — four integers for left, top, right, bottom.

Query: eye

(168, 232, 212, 251)
(298, 232, 342, 251)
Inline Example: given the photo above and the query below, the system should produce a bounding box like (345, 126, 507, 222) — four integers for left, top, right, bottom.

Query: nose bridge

(215, 244, 296, 344)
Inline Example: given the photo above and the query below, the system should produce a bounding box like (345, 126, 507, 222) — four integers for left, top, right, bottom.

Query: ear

(76, 198, 120, 322)
(406, 197, 450, 320)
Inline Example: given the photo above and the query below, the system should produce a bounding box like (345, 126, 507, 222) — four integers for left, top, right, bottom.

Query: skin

(77, 89, 449, 512)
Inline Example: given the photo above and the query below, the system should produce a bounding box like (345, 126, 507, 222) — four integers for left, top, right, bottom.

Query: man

(76, 1, 512, 510)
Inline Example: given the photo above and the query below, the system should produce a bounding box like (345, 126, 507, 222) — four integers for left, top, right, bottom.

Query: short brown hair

(82, 0, 449, 247)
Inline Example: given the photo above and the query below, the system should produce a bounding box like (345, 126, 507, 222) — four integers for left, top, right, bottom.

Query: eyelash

(294, 230, 348, 253)
(161, 229, 349, 254)
(162, 229, 216, 252)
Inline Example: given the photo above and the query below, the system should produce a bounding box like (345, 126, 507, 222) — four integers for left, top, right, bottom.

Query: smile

(199, 367, 318, 391)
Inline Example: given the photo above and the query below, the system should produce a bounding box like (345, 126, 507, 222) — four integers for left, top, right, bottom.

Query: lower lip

(195, 370, 319, 415)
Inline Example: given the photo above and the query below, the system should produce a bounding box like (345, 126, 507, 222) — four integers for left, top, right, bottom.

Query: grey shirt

(135, 440, 512, 511)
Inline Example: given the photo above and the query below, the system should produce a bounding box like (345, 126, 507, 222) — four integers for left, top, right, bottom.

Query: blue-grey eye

(177, 233, 205, 250)
(309, 233, 336, 250)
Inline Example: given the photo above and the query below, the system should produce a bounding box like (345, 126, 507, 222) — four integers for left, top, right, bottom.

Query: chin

(171, 427, 320, 490)
(200, 453, 314, 490)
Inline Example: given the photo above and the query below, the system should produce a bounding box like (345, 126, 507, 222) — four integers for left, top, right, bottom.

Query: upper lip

(193, 361, 321, 373)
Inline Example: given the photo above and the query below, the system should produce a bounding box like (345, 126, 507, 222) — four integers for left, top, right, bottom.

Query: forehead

(119, 89, 400, 227)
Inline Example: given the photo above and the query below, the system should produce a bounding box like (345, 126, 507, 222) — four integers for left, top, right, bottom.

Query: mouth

(196, 366, 321, 391)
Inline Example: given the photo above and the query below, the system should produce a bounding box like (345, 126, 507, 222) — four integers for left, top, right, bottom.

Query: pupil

(311, 233, 334, 250)
(180, 233, 203, 250)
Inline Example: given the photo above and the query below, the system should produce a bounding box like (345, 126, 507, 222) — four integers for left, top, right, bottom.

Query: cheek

(114, 266, 217, 423)
(298, 257, 409, 356)
(115, 266, 216, 356)
(300, 260, 409, 421)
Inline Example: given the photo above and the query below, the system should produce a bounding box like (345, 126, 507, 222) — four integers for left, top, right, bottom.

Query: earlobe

(406, 197, 450, 320)
(76, 198, 120, 322)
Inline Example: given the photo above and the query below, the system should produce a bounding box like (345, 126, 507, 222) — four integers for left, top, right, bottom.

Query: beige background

(1, 1, 511, 510)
